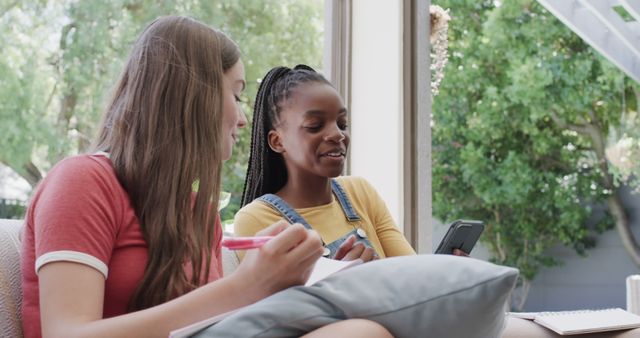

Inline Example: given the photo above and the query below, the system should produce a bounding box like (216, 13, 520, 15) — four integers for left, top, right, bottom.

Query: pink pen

(221, 236, 275, 250)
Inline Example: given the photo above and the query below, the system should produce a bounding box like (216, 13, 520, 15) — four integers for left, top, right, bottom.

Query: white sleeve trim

(36, 250, 109, 278)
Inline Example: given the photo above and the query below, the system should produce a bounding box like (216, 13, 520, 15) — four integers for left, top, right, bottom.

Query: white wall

(349, 0, 403, 225)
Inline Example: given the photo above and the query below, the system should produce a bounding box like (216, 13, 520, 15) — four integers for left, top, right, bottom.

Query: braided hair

(241, 65, 331, 206)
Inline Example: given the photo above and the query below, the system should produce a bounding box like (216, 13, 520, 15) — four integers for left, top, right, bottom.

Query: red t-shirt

(20, 154, 223, 338)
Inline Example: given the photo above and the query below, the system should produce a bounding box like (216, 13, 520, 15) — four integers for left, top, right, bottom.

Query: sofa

(2, 218, 639, 338)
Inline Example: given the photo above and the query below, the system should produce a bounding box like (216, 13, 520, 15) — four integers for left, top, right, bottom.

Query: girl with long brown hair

(20, 15, 393, 338)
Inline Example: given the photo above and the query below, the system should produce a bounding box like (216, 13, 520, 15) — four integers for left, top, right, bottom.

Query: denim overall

(258, 179, 375, 259)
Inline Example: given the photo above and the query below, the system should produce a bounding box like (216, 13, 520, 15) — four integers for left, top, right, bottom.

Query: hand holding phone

(434, 220, 484, 255)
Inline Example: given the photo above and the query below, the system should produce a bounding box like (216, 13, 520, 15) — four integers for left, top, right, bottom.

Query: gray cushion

(195, 254, 518, 338)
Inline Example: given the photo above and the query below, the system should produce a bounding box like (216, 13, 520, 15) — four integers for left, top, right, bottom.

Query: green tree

(432, 0, 639, 309)
(0, 0, 323, 220)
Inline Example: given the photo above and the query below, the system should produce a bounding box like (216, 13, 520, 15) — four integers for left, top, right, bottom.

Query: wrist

(226, 269, 271, 305)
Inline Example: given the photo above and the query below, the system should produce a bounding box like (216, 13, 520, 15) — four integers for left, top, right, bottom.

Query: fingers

(236, 225, 324, 294)
(333, 235, 356, 260)
(453, 249, 469, 257)
(339, 241, 377, 262)
(274, 229, 323, 285)
(289, 230, 324, 266)
(341, 242, 365, 261)
(261, 223, 308, 254)
(359, 246, 375, 262)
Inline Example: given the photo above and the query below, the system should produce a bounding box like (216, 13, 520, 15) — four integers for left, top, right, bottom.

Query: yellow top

(234, 176, 416, 260)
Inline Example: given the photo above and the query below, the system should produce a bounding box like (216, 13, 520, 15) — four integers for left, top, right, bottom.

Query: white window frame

(324, 0, 432, 253)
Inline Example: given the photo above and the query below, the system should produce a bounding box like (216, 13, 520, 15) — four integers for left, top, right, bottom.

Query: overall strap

(331, 179, 361, 222)
(258, 194, 313, 230)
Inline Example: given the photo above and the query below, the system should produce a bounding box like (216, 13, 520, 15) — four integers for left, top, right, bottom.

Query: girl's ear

(268, 130, 285, 153)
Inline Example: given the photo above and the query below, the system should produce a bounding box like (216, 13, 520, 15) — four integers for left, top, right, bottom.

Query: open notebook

(510, 308, 640, 335)
(169, 257, 362, 338)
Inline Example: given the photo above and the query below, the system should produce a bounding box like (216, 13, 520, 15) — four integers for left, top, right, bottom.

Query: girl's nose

(324, 130, 345, 142)
(238, 109, 248, 128)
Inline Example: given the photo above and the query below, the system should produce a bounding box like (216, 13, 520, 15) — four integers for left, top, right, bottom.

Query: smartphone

(434, 220, 484, 255)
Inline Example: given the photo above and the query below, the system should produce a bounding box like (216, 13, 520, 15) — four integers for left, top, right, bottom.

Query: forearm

(45, 273, 261, 338)
(376, 228, 416, 257)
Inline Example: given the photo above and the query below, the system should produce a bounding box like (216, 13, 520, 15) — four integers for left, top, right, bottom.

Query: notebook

(509, 308, 640, 335)
(304, 256, 362, 286)
(169, 257, 362, 338)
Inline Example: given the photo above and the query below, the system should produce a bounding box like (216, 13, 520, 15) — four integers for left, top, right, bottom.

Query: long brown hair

(92, 16, 240, 311)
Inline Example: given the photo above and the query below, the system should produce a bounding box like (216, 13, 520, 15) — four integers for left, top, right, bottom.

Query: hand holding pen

(229, 222, 324, 294)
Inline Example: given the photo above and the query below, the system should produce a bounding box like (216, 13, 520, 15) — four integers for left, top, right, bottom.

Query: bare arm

(39, 262, 255, 338)
(39, 223, 324, 338)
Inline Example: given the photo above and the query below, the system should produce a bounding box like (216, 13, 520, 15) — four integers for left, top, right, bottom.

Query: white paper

(305, 257, 363, 286)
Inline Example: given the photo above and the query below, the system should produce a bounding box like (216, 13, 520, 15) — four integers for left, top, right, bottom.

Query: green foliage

(432, 0, 636, 280)
(0, 0, 323, 220)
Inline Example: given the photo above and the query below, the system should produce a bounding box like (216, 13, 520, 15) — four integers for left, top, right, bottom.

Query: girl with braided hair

(236, 65, 416, 261)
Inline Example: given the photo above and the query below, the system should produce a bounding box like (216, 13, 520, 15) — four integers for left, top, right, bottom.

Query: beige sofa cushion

(0, 219, 24, 338)
(221, 246, 239, 276)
